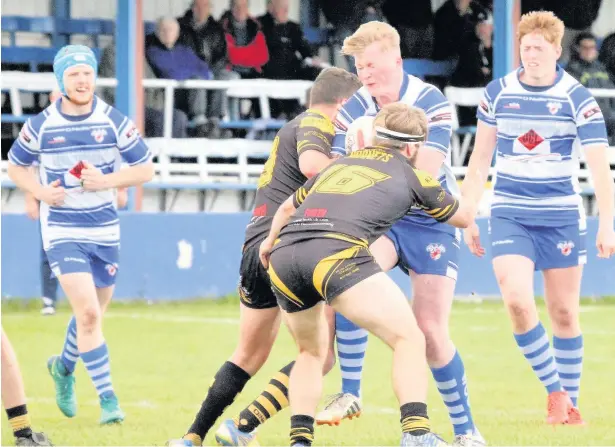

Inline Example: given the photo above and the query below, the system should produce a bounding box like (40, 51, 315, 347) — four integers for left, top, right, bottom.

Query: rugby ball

(345, 116, 375, 153)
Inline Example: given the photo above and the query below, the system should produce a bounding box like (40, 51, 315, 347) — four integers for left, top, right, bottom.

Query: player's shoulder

(408, 166, 441, 188)
(403, 74, 448, 109)
(346, 87, 374, 111)
(297, 109, 335, 135)
(26, 106, 54, 134)
(484, 72, 515, 100)
(100, 98, 131, 131)
(559, 70, 594, 104)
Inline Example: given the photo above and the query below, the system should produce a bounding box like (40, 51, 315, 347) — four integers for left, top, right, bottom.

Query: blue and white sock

(335, 313, 368, 398)
(60, 317, 79, 374)
(514, 322, 562, 394)
(81, 342, 116, 401)
(553, 334, 583, 407)
(431, 350, 476, 436)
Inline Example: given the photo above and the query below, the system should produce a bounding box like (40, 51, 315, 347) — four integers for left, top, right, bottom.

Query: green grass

(2, 299, 615, 446)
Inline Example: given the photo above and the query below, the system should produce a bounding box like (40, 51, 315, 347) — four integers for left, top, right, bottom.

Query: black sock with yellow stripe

(290, 414, 314, 446)
(6, 405, 32, 439)
(186, 361, 251, 441)
(237, 361, 294, 433)
(400, 402, 430, 436)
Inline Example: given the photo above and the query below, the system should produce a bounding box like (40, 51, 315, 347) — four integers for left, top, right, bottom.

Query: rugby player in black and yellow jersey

(258, 103, 478, 447)
(170, 68, 362, 447)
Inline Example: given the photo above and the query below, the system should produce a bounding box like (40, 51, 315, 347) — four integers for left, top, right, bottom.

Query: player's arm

(7, 120, 65, 205)
(574, 92, 615, 257)
(412, 169, 476, 228)
(260, 177, 317, 268)
(414, 87, 453, 176)
(297, 114, 335, 178)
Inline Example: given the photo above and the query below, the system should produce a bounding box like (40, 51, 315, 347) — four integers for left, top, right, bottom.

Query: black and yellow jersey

(244, 109, 334, 247)
(278, 146, 459, 246)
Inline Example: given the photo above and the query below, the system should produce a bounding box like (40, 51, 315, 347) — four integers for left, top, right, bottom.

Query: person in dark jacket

(432, 0, 484, 61)
(598, 32, 615, 84)
(178, 0, 239, 129)
(146, 17, 212, 136)
(567, 32, 615, 145)
(259, 0, 320, 118)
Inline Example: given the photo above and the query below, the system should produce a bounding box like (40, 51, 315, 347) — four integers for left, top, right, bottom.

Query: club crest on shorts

(105, 263, 118, 276)
(426, 243, 446, 260)
(556, 241, 575, 256)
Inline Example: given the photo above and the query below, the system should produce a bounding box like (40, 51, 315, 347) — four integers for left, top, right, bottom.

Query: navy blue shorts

(46, 242, 120, 288)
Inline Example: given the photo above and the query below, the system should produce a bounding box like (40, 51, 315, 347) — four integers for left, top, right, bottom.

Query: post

(52, 0, 71, 47)
(493, 0, 515, 78)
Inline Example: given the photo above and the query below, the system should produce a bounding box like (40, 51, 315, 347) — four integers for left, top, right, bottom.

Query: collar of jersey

(55, 95, 98, 122)
(372, 72, 410, 111)
(516, 64, 564, 93)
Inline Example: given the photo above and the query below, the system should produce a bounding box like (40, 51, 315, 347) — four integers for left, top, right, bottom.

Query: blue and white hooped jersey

(477, 66, 609, 226)
(331, 73, 457, 224)
(8, 96, 151, 250)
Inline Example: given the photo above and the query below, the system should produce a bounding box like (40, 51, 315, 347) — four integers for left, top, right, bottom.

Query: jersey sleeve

(292, 175, 318, 208)
(296, 114, 334, 156)
(414, 86, 453, 155)
(476, 79, 502, 127)
(107, 107, 151, 165)
(568, 84, 609, 148)
(331, 93, 369, 156)
(8, 119, 41, 166)
(410, 168, 459, 222)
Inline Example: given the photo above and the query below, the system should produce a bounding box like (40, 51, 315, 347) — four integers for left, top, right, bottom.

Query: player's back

(278, 147, 455, 246)
(244, 109, 334, 246)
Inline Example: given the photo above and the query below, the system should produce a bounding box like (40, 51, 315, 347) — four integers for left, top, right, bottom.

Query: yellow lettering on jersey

(300, 117, 334, 135)
(349, 148, 393, 162)
(257, 136, 280, 189)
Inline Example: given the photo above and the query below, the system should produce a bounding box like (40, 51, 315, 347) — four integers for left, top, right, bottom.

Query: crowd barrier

(2, 214, 613, 300)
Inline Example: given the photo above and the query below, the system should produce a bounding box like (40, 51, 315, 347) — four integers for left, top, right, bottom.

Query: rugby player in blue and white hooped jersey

(461, 11, 615, 426)
(317, 21, 484, 446)
(7, 45, 154, 425)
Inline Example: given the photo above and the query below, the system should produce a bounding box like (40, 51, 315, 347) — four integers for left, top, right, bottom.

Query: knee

(549, 303, 577, 330)
(497, 273, 534, 321)
(416, 318, 449, 360)
(232, 343, 272, 374)
(76, 306, 101, 335)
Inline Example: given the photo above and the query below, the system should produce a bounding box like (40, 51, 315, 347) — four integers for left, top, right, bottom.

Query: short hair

(517, 11, 564, 46)
(309, 67, 362, 106)
(574, 31, 596, 47)
(372, 103, 428, 150)
(341, 21, 400, 56)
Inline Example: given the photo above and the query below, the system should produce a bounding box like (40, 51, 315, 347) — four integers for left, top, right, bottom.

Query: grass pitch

(2, 298, 614, 446)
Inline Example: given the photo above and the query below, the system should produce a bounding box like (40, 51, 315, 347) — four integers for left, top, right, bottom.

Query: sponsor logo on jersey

(546, 101, 562, 115)
(91, 128, 108, 143)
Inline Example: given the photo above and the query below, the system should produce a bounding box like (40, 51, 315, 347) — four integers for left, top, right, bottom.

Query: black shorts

(238, 241, 278, 309)
(268, 235, 381, 313)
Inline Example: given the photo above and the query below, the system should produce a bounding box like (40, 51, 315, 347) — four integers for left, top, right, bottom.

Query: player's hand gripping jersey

(243, 109, 335, 247)
(276, 146, 459, 247)
(8, 96, 151, 250)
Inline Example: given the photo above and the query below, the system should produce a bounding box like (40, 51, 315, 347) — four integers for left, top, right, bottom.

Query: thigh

(533, 221, 586, 271)
(369, 235, 399, 272)
(90, 245, 120, 289)
(238, 243, 278, 310)
(332, 272, 419, 349)
(489, 217, 537, 266)
(282, 302, 328, 355)
(237, 302, 281, 348)
(96, 285, 115, 314)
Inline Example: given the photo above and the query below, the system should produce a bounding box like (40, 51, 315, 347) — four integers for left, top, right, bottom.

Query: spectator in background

(220, 0, 269, 79)
(567, 32, 615, 145)
(146, 17, 213, 137)
(178, 0, 239, 135)
(599, 32, 615, 83)
(382, 0, 434, 58)
(259, 0, 321, 118)
(98, 42, 188, 138)
(433, 0, 486, 61)
(450, 6, 493, 127)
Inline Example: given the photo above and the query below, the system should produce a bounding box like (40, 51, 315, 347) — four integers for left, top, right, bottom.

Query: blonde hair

(341, 21, 400, 56)
(518, 11, 564, 46)
(372, 103, 428, 150)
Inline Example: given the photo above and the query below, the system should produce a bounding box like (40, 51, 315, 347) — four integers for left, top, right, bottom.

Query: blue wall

(2, 214, 614, 300)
